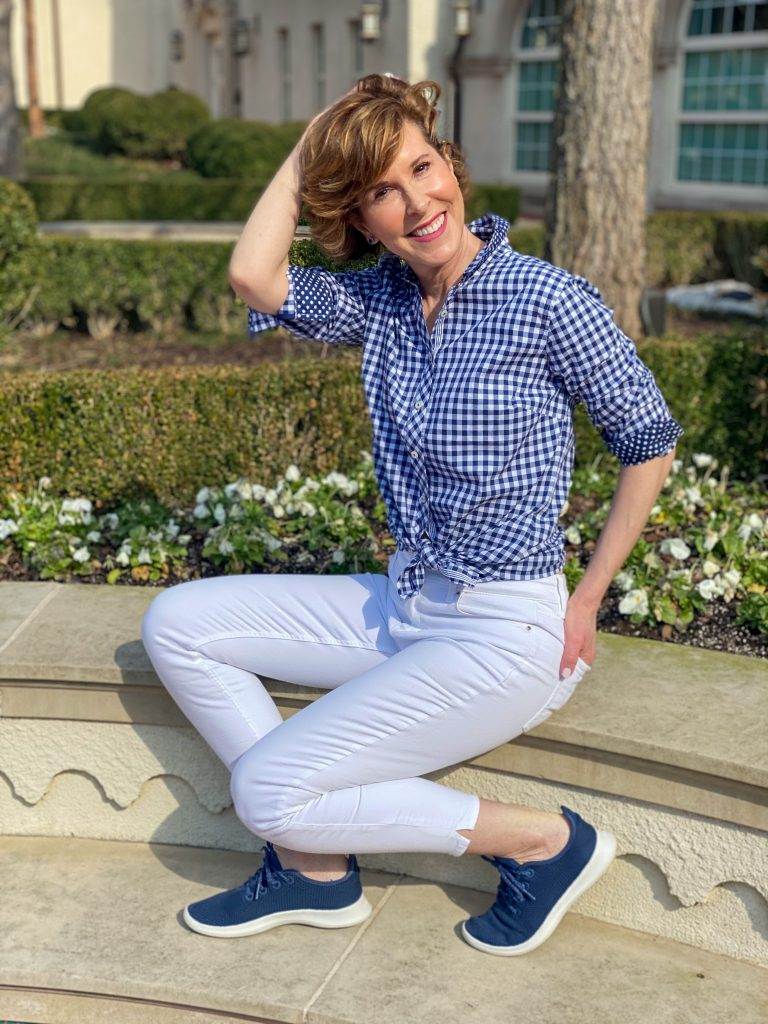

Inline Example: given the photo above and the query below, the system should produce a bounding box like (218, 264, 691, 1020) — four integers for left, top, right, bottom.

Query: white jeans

(140, 548, 591, 857)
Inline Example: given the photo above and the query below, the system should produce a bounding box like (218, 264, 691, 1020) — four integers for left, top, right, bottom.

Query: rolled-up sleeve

(546, 274, 684, 466)
(247, 262, 381, 346)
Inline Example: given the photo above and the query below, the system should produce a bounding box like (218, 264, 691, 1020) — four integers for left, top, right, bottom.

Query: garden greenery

(0, 452, 765, 637)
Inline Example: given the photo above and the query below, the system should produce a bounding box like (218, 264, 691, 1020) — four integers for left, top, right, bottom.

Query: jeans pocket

(521, 655, 591, 733)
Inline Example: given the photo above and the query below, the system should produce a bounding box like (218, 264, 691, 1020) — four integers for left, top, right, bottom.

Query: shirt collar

(379, 212, 511, 293)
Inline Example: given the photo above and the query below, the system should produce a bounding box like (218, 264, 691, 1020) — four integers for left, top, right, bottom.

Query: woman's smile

(407, 210, 448, 243)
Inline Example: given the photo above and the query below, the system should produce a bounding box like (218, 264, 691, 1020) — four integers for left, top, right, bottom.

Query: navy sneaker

(183, 841, 373, 938)
(461, 804, 616, 956)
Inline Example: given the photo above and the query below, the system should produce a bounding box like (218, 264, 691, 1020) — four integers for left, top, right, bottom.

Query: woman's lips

(408, 211, 448, 243)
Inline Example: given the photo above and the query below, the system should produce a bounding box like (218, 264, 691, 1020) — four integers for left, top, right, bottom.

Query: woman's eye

(373, 162, 431, 202)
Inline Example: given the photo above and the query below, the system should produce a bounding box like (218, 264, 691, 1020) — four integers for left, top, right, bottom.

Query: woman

(141, 74, 683, 957)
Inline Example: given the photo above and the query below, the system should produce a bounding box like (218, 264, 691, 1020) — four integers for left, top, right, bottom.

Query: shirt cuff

(246, 265, 298, 336)
(604, 418, 684, 466)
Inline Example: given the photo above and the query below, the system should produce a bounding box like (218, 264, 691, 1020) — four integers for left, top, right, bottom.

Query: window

(278, 27, 291, 122)
(514, 0, 563, 173)
(312, 23, 326, 112)
(677, 0, 767, 185)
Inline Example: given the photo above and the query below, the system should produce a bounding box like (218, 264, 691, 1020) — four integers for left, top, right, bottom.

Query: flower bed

(0, 451, 765, 653)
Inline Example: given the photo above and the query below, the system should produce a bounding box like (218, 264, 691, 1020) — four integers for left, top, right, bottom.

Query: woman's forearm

(570, 449, 677, 612)
(228, 140, 305, 309)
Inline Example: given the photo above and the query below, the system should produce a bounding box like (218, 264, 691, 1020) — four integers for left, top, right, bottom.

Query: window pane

(682, 48, 767, 110)
(521, 0, 563, 49)
(515, 120, 552, 171)
(678, 121, 767, 183)
(686, 0, 768, 35)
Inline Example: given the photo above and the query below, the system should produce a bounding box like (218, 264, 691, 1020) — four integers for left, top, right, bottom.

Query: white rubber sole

(461, 828, 617, 956)
(183, 890, 374, 938)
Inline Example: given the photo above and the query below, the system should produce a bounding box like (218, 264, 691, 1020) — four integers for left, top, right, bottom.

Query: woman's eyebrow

(371, 153, 431, 189)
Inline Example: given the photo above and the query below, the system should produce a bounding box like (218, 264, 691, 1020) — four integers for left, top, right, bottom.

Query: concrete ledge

(1, 580, 767, 966)
(1, 834, 766, 1024)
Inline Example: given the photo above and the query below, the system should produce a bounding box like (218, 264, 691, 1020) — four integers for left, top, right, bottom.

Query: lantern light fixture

(170, 29, 184, 62)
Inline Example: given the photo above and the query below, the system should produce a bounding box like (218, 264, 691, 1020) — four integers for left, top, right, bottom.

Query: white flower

(285, 464, 301, 482)
(102, 512, 119, 530)
(703, 528, 720, 551)
(650, 504, 661, 516)
(115, 549, 131, 566)
(38, 476, 51, 488)
(298, 501, 317, 517)
(193, 503, 209, 519)
(696, 578, 721, 601)
(565, 525, 581, 545)
(250, 483, 266, 501)
(148, 529, 162, 543)
(702, 558, 720, 578)
(684, 486, 702, 505)
(218, 538, 234, 555)
(177, 534, 191, 545)
(660, 537, 691, 561)
(618, 588, 649, 616)
(737, 514, 763, 541)
(235, 479, 255, 501)
(613, 570, 634, 592)
(302, 478, 321, 493)
(137, 547, 152, 564)
(61, 497, 92, 514)
(165, 520, 181, 539)
(643, 551, 663, 569)
(264, 534, 283, 551)
(195, 486, 212, 505)
(272, 504, 285, 518)
(692, 453, 714, 468)
(671, 458, 683, 475)
(86, 530, 101, 543)
(263, 489, 278, 505)
(667, 567, 692, 583)
(0, 518, 19, 540)
(723, 568, 741, 588)
(72, 547, 90, 563)
(331, 548, 345, 564)
(213, 503, 226, 524)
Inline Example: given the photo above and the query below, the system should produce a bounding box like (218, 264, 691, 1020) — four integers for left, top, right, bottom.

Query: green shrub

(0, 321, 763, 499)
(714, 211, 768, 290)
(185, 118, 302, 179)
(66, 86, 136, 143)
(0, 178, 41, 333)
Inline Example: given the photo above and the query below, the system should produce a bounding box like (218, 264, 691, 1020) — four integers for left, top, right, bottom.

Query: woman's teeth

(410, 212, 445, 237)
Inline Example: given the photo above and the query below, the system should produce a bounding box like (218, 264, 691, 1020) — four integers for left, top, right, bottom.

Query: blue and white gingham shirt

(247, 212, 684, 600)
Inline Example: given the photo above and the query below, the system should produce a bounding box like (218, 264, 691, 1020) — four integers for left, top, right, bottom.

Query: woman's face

(351, 120, 466, 276)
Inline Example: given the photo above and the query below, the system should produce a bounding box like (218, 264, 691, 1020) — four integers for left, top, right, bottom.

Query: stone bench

(1, 579, 766, 983)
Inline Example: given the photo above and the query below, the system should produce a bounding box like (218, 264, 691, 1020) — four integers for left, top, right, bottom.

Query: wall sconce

(232, 18, 251, 56)
(170, 29, 184, 62)
(360, 2, 383, 41)
(453, 0, 472, 37)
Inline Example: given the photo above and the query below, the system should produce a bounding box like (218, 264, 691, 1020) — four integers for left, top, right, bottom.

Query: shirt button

(410, 449, 419, 458)
(415, 400, 423, 410)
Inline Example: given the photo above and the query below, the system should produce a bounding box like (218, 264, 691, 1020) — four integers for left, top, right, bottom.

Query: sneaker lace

(481, 854, 536, 914)
(243, 842, 297, 902)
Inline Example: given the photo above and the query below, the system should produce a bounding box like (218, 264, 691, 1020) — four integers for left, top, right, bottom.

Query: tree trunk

(23, 0, 44, 138)
(544, 0, 658, 339)
(0, 0, 21, 178)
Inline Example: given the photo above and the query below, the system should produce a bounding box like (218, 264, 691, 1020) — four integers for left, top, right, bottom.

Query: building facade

(12, 0, 768, 214)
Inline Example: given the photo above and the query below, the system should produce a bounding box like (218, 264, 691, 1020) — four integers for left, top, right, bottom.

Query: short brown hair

(297, 74, 473, 264)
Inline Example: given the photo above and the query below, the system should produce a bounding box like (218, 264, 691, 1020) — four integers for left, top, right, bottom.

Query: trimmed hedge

(0, 327, 763, 503)
(19, 174, 520, 224)
(510, 210, 768, 291)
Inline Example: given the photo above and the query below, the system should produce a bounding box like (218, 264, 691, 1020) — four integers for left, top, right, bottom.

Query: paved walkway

(37, 217, 543, 242)
(1, 833, 766, 1024)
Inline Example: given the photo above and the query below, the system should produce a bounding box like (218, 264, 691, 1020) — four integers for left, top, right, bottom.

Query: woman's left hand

(560, 598, 597, 679)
